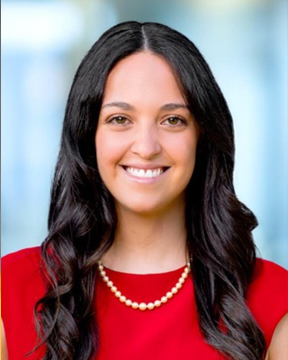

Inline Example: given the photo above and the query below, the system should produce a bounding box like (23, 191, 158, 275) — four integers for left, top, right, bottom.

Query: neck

(101, 201, 188, 274)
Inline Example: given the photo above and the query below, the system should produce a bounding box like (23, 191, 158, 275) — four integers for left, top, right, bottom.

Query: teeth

(126, 167, 164, 178)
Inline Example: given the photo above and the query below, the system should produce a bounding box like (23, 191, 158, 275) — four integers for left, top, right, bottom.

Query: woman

(1, 21, 287, 360)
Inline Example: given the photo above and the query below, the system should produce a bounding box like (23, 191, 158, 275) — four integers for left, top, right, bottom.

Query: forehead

(102, 51, 185, 106)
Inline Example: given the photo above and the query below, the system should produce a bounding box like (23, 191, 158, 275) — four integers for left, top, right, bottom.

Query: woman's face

(96, 52, 200, 215)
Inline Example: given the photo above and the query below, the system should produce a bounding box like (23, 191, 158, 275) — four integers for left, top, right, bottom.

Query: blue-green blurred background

(1, 0, 287, 268)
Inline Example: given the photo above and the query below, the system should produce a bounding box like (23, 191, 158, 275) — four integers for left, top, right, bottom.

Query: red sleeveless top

(1, 247, 288, 360)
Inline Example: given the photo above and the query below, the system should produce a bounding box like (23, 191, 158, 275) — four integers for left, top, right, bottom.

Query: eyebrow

(101, 101, 189, 111)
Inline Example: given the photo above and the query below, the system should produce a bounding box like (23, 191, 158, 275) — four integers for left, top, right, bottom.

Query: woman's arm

(1, 319, 9, 360)
(265, 313, 288, 360)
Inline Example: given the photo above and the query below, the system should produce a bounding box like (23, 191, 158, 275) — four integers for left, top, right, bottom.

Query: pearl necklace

(97, 261, 191, 311)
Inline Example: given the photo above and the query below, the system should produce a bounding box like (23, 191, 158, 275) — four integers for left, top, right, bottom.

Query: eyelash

(106, 115, 187, 127)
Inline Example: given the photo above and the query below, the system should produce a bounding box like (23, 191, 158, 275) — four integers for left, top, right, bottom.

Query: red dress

(1, 247, 288, 360)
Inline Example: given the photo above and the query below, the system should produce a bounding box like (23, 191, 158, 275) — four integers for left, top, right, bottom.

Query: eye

(107, 116, 130, 125)
(162, 116, 186, 126)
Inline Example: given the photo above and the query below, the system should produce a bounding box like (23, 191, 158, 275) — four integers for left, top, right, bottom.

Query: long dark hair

(33, 21, 266, 360)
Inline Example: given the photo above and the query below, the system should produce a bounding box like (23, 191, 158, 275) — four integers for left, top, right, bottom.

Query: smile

(125, 167, 164, 178)
(121, 166, 169, 183)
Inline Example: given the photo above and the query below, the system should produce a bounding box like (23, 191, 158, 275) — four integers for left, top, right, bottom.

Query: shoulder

(1, 246, 45, 298)
(1, 246, 42, 278)
(252, 257, 288, 284)
(1, 246, 41, 264)
(1, 246, 46, 318)
(247, 258, 288, 347)
(1, 247, 47, 358)
(247, 258, 288, 304)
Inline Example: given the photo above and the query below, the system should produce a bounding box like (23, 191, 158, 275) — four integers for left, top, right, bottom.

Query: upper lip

(121, 164, 170, 170)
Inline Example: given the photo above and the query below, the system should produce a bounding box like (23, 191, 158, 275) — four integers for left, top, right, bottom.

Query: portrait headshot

(1, 1, 288, 360)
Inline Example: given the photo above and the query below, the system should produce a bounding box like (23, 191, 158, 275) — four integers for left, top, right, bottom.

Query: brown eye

(163, 116, 186, 126)
(108, 116, 129, 125)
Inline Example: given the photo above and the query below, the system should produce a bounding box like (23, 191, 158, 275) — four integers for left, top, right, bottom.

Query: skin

(265, 313, 288, 360)
(96, 51, 200, 274)
(1, 320, 8, 360)
(1, 51, 287, 358)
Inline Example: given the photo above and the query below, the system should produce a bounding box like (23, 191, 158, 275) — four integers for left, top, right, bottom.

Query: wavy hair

(32, 21, 266, 360)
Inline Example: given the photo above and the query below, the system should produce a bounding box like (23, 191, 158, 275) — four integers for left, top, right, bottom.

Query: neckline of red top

(101, 264, 187, 277)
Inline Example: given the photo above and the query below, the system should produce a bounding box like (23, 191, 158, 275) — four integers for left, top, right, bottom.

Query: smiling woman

(96, 52, 199, 217)
(1, 21, 288, 360)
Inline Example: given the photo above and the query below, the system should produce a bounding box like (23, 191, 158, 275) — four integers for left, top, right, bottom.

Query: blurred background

(1, 0, 287, 268)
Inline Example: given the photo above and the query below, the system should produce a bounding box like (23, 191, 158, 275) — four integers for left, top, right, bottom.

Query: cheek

(95, 130, 127, 171)
(169, 132, 198, 166)
(175, 134, 198, 188)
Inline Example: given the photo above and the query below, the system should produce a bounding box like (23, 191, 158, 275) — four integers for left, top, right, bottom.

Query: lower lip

(120, 166, 169, 184)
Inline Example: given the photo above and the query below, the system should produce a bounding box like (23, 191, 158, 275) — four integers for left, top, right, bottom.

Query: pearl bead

(166, 292, 173, 299)
(97, 260, 191, 311)
(154, 300, 161, 307)
(139, 303, 147, 311)
(147, 302, 155, 310)
(115, 291, 121, 298)
(132, 302, 139, 309)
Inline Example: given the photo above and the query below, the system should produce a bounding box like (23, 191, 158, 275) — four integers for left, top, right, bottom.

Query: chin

(124, 205, 162, 216)
(116, 198, 175, 216)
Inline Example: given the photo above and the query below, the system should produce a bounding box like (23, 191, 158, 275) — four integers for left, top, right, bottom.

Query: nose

(130, 124, 161, 159)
